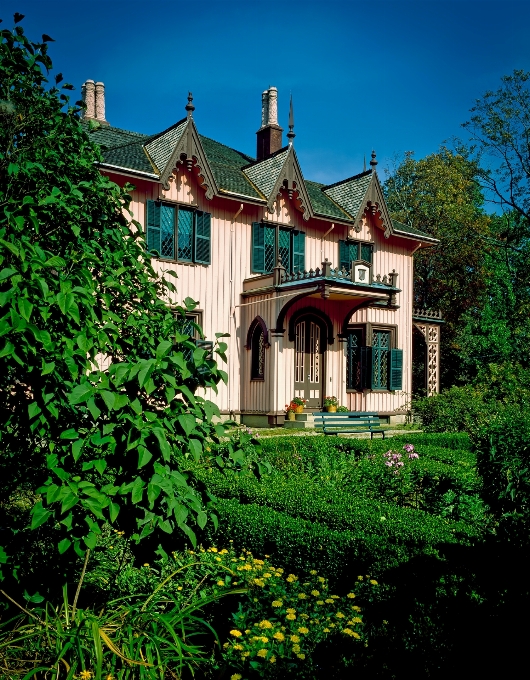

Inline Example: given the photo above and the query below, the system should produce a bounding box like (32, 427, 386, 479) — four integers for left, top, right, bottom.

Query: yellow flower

(223, 642, 229, 648)
(230, 629, 243, 637)
(316, 600, 324, 605)
(331, 595, 340, 599)
(210, 547, 218, 552)
(270, 656, 276, 663)
(263, 572, 272, 578)
(245, 629, 251, 634)
(325, 598, 334, 604)
(292, 643, 301, 653)
(106, 676, 114, 680)
(296, 653, 306, 660)
(347, 592, 356, 599)
(257, 649, 268, 658)
(217, 581, 225, 586)
(260, 636, 269, 643)
(259, 620, 273, 629)
(298, 627, 309, 634)
(336, 612, 345, 618)
(323, 627, 330, 633)
(290, 634, 301, 643)
(370, 579, 378, 585)
(272, 600, 283, 607)
(298, 592, 307, 599)
(273, 631, 285, 641)
(143, 563, 149, 567)
(233, 644, 243, 651)
(343, 627, 355, 636)
(383, 619, 388, 625)
(310, 569, 317, 575)
(352, 606, 362, 612)
(242, 651, 250, 657)
(79, 672, 92, 680)
(286, 574, 297, 583)
(177, 586, 183, 591)
(286, 608, 296, 614)
(215, 557, 222, 562)
(318, 576, 325, 583)
(286, 613, 296, 620)
(220, 549, 228, 554)
(352, 617, 362, 623)
(300, 613, 309, 619)
(231, 675, 243, 680)
(357, 575, 363, 581)
(277, 568, 284, 575)
(311, 590, 320, 597)
(253, 578, 265, 587)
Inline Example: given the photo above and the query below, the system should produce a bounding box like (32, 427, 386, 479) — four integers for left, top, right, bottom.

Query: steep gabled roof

(323, 171, 373, 220)
(86, 119, 437, 243)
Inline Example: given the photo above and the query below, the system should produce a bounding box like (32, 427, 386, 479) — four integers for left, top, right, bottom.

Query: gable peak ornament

(185, 92, 195, 119)
(370, 149, 378, 170)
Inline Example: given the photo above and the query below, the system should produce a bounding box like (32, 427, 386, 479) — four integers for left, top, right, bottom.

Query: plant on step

(323, 396, 339, 407)
(291, 397, 307, 407)
(337, 405, 349, 412)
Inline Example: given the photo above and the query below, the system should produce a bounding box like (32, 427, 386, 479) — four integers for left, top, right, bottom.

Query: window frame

(345, 323, 400, 393)
(146, 200, 211, 265)
(252, 222, 305, 274)
(339, 239, 374, 271)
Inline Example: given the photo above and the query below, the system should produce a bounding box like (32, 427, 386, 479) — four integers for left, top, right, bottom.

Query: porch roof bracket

(271, 287, 320, 335)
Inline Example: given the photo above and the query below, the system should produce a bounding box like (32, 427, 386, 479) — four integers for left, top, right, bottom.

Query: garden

(2, 13, 530, 680)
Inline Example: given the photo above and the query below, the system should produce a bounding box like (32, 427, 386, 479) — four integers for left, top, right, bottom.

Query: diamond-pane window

(346, 329, 364, 390)
(372, 330, 390, 389)
(178, 208, 193, 261)
(264, 225, 276, 272)
(160, 205, 175, 259)
(278, 228, 291, 271)
(360, 243, 373, 264)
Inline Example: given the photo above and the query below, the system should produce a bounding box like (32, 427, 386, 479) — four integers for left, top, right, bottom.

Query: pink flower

(408, 452, 419, 459)
(385, 461, 393, 467)
(403, 444, 415, 453)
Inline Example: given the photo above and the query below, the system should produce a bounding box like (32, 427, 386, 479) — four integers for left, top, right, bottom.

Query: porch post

(269, 330, 285, 423)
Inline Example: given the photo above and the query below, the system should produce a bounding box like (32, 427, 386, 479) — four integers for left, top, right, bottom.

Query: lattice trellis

(414, 322, 440, 396)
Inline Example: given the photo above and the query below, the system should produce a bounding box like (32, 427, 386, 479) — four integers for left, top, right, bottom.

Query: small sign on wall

(352, 262, 371, 284)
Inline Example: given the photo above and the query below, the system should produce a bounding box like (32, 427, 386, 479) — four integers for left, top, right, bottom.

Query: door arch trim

(288, 306, 334, 345)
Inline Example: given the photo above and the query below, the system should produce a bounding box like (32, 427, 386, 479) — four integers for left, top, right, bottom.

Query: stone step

(283, 412, 315, 429)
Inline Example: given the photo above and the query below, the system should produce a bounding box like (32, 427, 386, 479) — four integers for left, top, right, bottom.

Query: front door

(294, 318, 324, 408)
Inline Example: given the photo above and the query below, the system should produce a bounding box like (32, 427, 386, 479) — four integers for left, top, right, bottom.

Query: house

(82, 80, 442, 427)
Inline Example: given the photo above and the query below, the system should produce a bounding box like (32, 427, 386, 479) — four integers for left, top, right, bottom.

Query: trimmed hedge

(207, 498, 479, 583)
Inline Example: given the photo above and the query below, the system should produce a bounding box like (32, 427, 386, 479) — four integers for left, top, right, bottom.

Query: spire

(370, 149, 378, 171)
(185, 92, 195, 119)
(287, 95, 295, 146)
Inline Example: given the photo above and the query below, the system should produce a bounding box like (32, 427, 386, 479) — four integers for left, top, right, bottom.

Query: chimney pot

(256, 86, 283, 161)
(94, 81, 108, 124)
(82, 79, 96, 119)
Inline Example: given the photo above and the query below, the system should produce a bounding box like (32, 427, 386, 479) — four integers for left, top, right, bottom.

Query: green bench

(314, 411, 386, 439)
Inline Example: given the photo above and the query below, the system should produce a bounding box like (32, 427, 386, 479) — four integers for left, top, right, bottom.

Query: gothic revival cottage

(82, 80, 441, 426)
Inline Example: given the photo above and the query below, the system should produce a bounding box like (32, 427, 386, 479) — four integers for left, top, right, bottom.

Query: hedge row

(207, 498, 479, 583)
(201, 470, 480, 543)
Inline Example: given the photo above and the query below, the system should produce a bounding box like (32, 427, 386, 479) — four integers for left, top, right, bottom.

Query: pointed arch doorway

(293, 315, 326, 409)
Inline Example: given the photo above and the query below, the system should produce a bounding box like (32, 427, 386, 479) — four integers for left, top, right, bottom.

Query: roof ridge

(322, 169, 372, 191)
(242, 145, 289, 171)
(146, 117, 188, 144)
(86, 123, 151, 139)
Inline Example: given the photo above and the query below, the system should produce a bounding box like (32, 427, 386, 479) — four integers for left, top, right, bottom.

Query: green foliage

(0, 17, 247, 585)
(472, 405, 530, 536)
(412, 386, 491, 433)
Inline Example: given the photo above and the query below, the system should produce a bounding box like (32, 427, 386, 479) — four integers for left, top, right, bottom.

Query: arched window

(251, 324, 266, 380)
(247, 317, 268, 381)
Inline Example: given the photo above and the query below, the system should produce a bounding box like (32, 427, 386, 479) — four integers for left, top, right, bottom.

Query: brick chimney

(256, 86, 283, 161)
(82, 79, 109, 125)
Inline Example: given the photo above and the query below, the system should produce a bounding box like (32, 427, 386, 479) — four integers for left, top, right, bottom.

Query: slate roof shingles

(87, 122, 437, 242)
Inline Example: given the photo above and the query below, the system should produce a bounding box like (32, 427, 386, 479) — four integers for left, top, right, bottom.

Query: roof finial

(370, 149, 378, 171)
(185, 92, 195, 119)
(287, 95, 295, 146)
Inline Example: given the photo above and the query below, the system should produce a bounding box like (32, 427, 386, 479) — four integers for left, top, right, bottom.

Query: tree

(463, 70, 530, 227)
(384, 148, 491, 386)
(0, 15, 249, 590)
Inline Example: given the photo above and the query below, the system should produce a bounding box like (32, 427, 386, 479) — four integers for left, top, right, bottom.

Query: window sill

(250, 377, 265, 382)
(151, 257, 209, 267)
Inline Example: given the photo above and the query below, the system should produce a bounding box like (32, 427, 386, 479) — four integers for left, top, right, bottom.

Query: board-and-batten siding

(104, 168, 417, 418)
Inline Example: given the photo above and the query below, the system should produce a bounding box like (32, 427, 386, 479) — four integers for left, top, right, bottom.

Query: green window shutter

(252, 222, 266, 273)
(146, 200, 161, 255)
(389, 348, 403, 391)
(292, 231, 306, 273)
(360, 346, 372, 389)
(360, 243, 373, 264)
(194, 211, 211, 264)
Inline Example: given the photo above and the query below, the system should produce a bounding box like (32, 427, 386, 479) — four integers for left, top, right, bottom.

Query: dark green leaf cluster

(0, 17, 239, 581)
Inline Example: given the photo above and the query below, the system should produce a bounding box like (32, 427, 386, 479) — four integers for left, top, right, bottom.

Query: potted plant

(323, 396, 339, 412)
(285, 402, 297, 421)
(291, 397, 307, 414)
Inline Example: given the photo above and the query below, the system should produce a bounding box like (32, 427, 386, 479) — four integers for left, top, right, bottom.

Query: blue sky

(2, 0, 529, 185)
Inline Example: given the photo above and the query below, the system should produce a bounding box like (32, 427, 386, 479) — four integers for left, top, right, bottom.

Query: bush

(412, 385, 492, 433)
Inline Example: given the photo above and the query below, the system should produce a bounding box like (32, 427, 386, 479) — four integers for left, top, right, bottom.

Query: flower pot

(294, 405, 304, 414)
(324, 405, 337, 412)
(287, 410, 296, 421)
